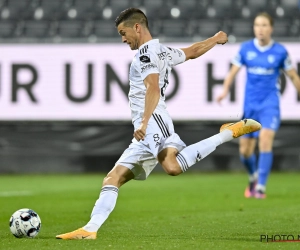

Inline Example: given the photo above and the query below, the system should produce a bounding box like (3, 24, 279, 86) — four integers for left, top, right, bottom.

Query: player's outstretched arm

(285, 68, 300, 94)
(217, 64, 240, 103)
(134, 73, 160, 141)
(181, 31, 228, 61)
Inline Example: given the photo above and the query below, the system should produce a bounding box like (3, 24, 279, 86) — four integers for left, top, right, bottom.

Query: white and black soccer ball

(9, 208, 41, 238)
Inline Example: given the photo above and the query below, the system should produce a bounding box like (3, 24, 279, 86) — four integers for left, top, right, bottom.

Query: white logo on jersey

(268, 55, 275, 64)
(248, 67, 274, 75)
(246, 51, 257, 60)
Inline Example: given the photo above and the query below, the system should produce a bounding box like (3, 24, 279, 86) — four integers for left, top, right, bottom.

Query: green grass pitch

(1, 173, 300, 250)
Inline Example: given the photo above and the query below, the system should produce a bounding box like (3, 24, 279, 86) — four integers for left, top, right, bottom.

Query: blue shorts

(242, 106, 280, 138)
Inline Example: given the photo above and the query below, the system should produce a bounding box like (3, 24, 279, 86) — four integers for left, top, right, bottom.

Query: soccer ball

(9, 208, 41, 238)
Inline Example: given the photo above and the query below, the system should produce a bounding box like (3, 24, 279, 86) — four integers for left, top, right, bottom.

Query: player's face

(253, 16, 273, 42)
(117, 22, 139, 50)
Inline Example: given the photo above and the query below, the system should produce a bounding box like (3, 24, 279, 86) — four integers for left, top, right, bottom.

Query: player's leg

(239, 137, 257, 174)
(82, 165, 134, 232)
(56, 165, 134, 240)
(255, 128, 275, 198)
(158, 119, 261, 174)
(239, 136, 258, 197)
(254, 107, 279, 199)
(158, 147, 181, 175)
(158, 131, 230, 175)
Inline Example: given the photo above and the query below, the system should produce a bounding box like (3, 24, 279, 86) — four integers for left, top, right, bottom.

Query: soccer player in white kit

(56, 8, 261, 240)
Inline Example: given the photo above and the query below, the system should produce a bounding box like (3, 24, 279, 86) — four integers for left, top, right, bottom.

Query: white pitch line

(0, 191, 33, 197)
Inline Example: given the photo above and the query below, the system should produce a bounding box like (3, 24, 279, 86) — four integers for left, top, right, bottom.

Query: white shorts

(115, 112, 186, 180)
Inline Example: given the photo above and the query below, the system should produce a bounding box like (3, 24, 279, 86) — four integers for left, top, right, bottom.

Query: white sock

(255, 184, 266, 193)
(218, 129, 234, 143)
(83, 185, 119, 232)
(249, 172, 258, 182)
(176, 131, 233, 172)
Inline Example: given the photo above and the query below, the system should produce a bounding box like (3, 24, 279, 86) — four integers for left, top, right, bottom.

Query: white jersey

(128, 39, 186, 122)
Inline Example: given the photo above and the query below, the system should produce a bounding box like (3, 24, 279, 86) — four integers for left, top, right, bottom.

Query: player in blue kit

(217, 12, 300, 199)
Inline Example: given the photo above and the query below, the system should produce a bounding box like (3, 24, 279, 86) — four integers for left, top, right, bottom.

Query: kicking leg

(56, 165, 134, 240)
(158, 131, 231, 175)
(158, 119, 261, 174)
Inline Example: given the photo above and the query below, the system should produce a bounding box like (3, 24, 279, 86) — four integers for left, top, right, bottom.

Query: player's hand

(216, 91, 228, 104)
(214, 31, 228, 45)
(134, 122, 147, 141)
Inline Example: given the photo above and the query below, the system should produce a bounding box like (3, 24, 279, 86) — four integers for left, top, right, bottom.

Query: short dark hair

(115, 8, 149, 29)
(255, 12, 274, 26)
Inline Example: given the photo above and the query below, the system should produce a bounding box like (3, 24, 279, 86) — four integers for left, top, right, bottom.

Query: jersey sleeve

(166, 47, 186, 66)
(139, 49, 160, 80)
(282, 51, 293, 71)
(231, 45, 245, 67)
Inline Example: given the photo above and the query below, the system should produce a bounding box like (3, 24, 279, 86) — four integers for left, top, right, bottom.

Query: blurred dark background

(0, 0, 299, 42)
(0, 0, 299, 173)
(0, 121, 299, 173)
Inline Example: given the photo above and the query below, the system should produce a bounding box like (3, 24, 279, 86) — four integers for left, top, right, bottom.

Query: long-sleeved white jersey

(128, 39, 186, 122)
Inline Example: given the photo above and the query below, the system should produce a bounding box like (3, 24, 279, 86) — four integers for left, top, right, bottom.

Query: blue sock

(240, 154, 256, 176)
(257, 152, 273, 186)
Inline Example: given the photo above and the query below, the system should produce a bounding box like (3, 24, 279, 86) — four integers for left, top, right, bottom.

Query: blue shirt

(232, 38, 292, 110)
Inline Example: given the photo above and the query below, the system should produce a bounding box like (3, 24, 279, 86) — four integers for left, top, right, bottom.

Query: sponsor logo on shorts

(270, 116, 278, 129)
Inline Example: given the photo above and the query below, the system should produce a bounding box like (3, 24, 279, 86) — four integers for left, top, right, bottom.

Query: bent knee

(239, 144, 255, 157)
(258, 137, 273, 151)
(102, 175, 115, 186)
(102, 165, 134, 188)
(239, 150, 253, 158)
(102, 172, 124, 187)
(163, 164, 182, 176)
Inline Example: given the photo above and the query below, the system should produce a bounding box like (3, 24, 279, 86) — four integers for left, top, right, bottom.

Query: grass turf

(1, 173, 300, 250)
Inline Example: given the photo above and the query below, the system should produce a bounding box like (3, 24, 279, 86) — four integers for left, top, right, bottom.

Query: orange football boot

(56, 228, 96, 240)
